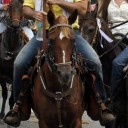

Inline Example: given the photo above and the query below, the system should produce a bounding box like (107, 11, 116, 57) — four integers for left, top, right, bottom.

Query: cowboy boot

(3, 75, 31, 127)
(87, 73, 115, 125)
(95, 92, 116, 125)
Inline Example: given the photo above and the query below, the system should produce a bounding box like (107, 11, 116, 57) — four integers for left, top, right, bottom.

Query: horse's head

(47, 10, 77, 86)
(8, 0, 23, 27)
(79, 4, 98, 44)
(79, 4, 116, 54)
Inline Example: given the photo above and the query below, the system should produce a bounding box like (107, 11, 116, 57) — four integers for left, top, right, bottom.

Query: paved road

(0, 86, 104, 128)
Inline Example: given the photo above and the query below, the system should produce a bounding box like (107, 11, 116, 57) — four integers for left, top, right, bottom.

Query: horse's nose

(57, 70, 72, 85)
(12, 21, 20, 27)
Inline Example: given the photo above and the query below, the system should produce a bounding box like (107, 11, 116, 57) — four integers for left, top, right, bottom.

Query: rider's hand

(2, 4, 8, 11)
(33, 11, 47, 22)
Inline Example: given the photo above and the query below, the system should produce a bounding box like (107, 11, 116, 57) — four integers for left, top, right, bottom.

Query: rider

(0, 0, 34, 41)
(98, 0, 128, 102)
(4, 0, 115, 126)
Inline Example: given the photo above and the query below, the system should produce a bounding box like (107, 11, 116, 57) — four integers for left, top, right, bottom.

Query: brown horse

(0, 0, 26, 118)
(79, 6, 128, 128)
(31, 10, 86, 128)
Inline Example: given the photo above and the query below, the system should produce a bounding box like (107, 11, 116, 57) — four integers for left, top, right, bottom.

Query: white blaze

(59, 31, 65, 40)
(62, 50, 65, 63)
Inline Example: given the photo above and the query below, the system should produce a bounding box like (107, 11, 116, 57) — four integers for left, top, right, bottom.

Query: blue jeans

(13, 36, 42, 101)
(13, 31, 106, 102)
(111, 47, 128, 100)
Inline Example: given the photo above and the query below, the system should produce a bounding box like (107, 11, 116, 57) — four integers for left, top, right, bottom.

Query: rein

(110, 20, 128, 29)
(99, 32, 128, 58)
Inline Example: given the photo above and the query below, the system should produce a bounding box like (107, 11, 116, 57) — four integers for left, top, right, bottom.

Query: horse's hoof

(3, 110, 21, 127)
(0, 112, 5, 119)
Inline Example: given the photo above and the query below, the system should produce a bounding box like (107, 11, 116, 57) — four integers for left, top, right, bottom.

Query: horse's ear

(47, 10, 55, 26)
(68, 9, 78, 25)
(91, 3, 98, 18)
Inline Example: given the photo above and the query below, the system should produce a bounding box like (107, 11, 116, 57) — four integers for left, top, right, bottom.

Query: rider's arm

(47, 0, 88, 16)
(0, 4, 8, 11)
(23, 6, 47, 22)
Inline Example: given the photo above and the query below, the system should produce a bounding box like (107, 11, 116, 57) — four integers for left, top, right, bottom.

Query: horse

(79, 5, 128, 128)
(0, 0, 26, 119)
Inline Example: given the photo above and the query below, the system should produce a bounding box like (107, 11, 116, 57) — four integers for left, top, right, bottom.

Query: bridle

(48, 23, 76, 70)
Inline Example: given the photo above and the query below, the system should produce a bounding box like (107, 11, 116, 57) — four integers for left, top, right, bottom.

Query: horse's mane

(55, 15, 74, 39)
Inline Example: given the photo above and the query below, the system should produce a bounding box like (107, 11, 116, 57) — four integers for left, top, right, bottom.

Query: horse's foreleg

(9, 86, 14, 109)
(0, 80, 7, 119)
(71, 118, 82, 128)
(38, 120, 48, 128)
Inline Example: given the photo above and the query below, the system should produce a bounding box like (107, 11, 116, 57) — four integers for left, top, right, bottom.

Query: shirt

(108, 0, 128, 35)
(23, 0, 81, 29)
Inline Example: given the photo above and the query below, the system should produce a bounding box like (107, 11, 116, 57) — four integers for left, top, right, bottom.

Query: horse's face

(47, 10, 77, 85)
(8, 0, 23, 27)
(79, 5, 98, 44)
(80, 18, 96, 43)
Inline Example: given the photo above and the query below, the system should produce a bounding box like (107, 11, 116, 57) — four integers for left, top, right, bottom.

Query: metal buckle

(55, 92, 63, 101)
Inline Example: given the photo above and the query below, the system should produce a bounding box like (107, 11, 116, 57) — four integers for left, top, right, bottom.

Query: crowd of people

(0, 0, 127, 127)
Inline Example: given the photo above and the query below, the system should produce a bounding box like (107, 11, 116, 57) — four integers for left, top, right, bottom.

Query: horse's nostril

(12, 22, 20, 28)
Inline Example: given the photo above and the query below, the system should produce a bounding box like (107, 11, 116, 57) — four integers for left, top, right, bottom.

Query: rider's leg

(74, 30, 115, 124)
(75, 31, 106, 102)
(13, 36, 42, 101)
(111, 47, 128, 100)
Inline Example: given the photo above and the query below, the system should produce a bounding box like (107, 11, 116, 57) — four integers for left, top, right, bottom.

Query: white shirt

(35, 0, 43, 11)
(108, 0, 128, 35)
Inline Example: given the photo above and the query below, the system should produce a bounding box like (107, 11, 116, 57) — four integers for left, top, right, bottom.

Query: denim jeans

(13, 31, 106, 102)
(13, 36, 42, 101)
(75, 31, 106, 102)
(111, 47, 128, 100)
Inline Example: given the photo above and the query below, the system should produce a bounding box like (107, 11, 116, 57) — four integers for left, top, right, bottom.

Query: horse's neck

(4, 27, 21, 51)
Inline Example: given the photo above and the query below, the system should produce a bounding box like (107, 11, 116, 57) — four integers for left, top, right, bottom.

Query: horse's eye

(88, 28, 94, 34)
